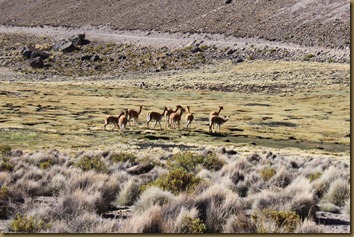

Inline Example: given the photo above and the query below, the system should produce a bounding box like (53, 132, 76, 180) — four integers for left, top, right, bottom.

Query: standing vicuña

(209, 115, 230, 133)
(165, 105, 183, 128)
(104, 111, 125, 130)
(119, 109, 129, 134)
(185, 105, 194, 129)
(147, 107, 167, 129)
(169, 107, 186, 129)
(210, 106, 223, 118)
(127, 105, 143, 126)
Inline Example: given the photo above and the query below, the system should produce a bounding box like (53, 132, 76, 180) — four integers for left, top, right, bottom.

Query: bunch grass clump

(260, 167, 276, 181)
(9, 214, 51, 233)
(168, 152, 224, 172)
(252, 209, 301, 233)
(180, 216, 206, 233)
(75, 155, 108, 173)
(146, 168, 202, 195)
(109, 152, 137, 164)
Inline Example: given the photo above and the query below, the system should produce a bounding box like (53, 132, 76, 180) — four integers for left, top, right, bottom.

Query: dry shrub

(343, 199, 350, 215)
(122, 205, 163, 233)
(222, 213, 256, 233)
(295, 219, 324, 233)
(269, 167, 293, 188)
(133, 186, 175, 214)
(0, 172, 9, 186)
(312, 166, 345, 198)
(253, 177, 317, 220)
(323, 178, 350, 207)
(252, 209, 301, 233)
(59, 170, 120, 214)
(194, 184, 240, 233)
(117, 179, 140, 206)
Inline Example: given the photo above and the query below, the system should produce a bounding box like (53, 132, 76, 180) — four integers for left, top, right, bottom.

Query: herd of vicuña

(103, 105, 230, 134)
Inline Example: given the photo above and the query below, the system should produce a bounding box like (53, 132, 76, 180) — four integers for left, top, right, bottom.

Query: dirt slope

(0, 0, 349, 49)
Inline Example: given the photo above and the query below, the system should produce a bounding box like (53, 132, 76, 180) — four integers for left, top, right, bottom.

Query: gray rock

(29, 56, 44, 68)
(69, 33, 90, 46)
(52, 40, 78, 53)
(21, 46, 49, 59)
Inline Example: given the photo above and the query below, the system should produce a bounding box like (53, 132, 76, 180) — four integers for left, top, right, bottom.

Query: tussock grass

(323, 178, 350, 207)
(1, 147, 350, 233)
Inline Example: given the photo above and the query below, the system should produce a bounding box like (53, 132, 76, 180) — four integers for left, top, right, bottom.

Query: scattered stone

(191, 46, 202, 53)
(225, 0, 232, 4)
(29, 56, 44, 68)
(81, 55, 92, 61)
(21, 46, 49, 59)
(232, 57, 244, 64)
(91, 55, 101, 61)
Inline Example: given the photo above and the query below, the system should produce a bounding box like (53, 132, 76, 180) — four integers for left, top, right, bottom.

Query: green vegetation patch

(9, 214, 51, 233)
(260, 167, 276, 181)
(253, 209, 301, 233)
(143, 168, 202, 195)
(168, 152, 224, 172)
(75, 155, 108, 173)
(181, 216, 206, 233)
(109, 152, 137, 163)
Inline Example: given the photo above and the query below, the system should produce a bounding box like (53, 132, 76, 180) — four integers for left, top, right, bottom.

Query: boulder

(52, 40, 78, 53)
(21, 46, 49, 59)
(69, 33, 90, 46)
(29, 56, 44, 68)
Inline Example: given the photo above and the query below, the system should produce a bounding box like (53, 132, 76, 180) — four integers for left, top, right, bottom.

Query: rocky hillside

(0, 0, 349, 49)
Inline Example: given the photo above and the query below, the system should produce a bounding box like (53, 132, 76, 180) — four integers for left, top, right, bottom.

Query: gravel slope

(0, 0, 349, 49)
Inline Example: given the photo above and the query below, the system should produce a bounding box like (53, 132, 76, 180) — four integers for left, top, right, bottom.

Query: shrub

(323, 179, 350, 206)
(39, 160, 53, 169)
(295, 219, 323, 233)
(260, 167, 276, 181)
(223, 213, 256, 233)
(0, 145, 11, 157)
(0, 186, 9, 218)
(180, 216, 206, 233)
(149, 168, 202, 195)
(168, 152, 224, 172)
(9, 214, 50, 233)
(110, 152, 137, 163)
(252, 209, 300, 233)
(0, 159, 14, 172)
(117, 179, 140, 206)
(307, 172, 322, 182)
(75, 155, 108, 173)
(134, 186, 175, 213)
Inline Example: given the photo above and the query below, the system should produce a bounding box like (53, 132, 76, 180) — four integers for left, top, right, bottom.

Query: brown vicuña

(185, 105, 194, 129)
(127, 105, 143, 126)
(119, 109, 129, 134)
(209, 115, 230, 133)
(104, 111, 125, 130)
(169, 107, 186, 129)
(165, 105, 183, 127)
(147, 107, 168, 129)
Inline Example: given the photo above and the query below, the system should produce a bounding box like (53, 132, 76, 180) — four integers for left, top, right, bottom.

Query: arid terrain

(0, 0, 350, 234)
